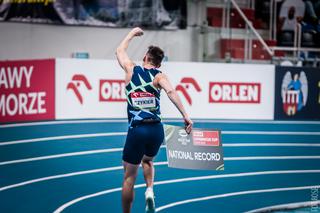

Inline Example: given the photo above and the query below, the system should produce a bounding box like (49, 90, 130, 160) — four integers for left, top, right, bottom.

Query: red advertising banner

(0, 59, 55, 123)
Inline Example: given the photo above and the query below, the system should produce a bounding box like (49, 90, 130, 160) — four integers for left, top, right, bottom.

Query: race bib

(131, 92, 156, 109)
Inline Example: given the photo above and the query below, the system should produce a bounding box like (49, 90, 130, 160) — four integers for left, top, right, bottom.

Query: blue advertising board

(274, 66, 320, 120)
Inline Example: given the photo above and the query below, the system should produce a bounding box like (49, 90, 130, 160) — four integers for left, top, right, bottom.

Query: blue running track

(0, 119, 320, 213)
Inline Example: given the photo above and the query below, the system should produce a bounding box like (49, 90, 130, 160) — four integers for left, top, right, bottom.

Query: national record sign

(164, 125, 224, 170)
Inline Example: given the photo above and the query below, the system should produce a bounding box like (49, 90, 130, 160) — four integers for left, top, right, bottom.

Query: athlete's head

(143, 46, 164, 68)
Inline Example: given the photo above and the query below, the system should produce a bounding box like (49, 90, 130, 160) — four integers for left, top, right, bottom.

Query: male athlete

(116, 27, 193, 213)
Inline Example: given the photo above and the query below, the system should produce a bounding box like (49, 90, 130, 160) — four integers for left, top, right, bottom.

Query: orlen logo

(99, 80, 126, 102)
(175, 77, 202, 105)
(281, 71, 308, 116)
(67, 74, 92, 104)
(209, 82, 261, 103)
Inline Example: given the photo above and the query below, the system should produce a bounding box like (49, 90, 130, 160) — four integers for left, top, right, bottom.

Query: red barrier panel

(0, 59, 55, 123)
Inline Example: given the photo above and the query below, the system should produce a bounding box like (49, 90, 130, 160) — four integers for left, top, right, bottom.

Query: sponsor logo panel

(209, 82, 261, 103)
(56, 60, 274, 120)
(0, 59, 55, 123)
(99, 79, 126, 102)
(274, 66, 320, 120)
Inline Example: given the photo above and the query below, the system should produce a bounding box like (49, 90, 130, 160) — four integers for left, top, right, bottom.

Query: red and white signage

(161, 62, 275, 119)
(99, 79, 126, 102)
(192, 130, 220, 146)
(0, 59, 55, 123)
(55, 59, 127, 119)
(209, 82, 261, 103)
(55, 59, 275, 120)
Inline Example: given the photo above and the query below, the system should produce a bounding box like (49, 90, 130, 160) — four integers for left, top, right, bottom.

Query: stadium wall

(0, 22, 194, 62)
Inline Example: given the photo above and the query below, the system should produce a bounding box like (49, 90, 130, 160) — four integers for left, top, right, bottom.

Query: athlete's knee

(123, 175, 137, 192)
(123, 162, 139, 188)
(142, 155, 154, 163)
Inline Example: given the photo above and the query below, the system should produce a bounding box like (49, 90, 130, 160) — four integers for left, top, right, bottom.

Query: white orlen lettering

(100, 82, 112, 100)
(210, 84, 222, 101)
(231, 85, 239, 101)
(239, 85, 247, 101)
(222, 85, 231, 101)
(112, 83, 121, 99)
(247, 85, 259, 101)
(100, 81, 126, 101)
(210, 83, 260, 102)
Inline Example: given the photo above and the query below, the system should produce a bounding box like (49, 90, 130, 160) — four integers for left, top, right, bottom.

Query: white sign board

(56, 59, 275, 120)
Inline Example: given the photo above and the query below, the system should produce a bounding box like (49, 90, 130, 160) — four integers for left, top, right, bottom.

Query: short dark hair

(146, 45, 164, 67)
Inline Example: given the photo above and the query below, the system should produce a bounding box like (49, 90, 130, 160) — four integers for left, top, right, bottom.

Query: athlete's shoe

(145, 188, 155, 213)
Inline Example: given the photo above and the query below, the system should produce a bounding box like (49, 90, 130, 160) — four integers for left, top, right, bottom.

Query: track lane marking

(2, 144, 320, 165)
(2, 131, 320, 146)
(245, 201, 320, 213)
(52, 172, 320, 213)
(156, 185, 320, 212)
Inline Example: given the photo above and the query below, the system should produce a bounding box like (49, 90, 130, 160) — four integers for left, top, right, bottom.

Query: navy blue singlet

(125, 66, 162, 127)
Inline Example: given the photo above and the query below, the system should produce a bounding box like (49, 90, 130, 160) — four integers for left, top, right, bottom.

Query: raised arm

(116, 27, 144, 81)
(155, 73, 193, 133)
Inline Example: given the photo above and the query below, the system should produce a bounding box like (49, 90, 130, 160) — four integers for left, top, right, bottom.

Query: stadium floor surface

(1, 119, 320, 213)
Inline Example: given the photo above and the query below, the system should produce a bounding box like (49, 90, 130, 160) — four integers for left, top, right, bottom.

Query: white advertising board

(56, 59, 127, 119)
(56, 59, 275, 120)
(160, 62, 275, 120)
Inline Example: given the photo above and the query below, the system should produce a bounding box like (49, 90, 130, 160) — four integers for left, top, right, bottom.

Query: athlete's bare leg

(141, 155, 155, 188)
(122, 161, 139, 213)
(142, 155, 156, 212)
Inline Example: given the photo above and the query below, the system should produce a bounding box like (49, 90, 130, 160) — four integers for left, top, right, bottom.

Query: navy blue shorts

(122, 122, 164, 165)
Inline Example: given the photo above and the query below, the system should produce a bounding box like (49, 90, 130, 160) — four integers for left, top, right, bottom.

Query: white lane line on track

(0, 148, 123, 166)
(245, 201, 320, 213)
(1, 131, 320, 146)
(0, 162, 167, 192)
(155, 185, 320, 212)
(2, 143, 320, 166)
(2, 119, 320, 128)
(53, 171, 320, 213)
(2, 162, 320, 194)
(0, 162, 169, 192)
(0, 132, 127, 146)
